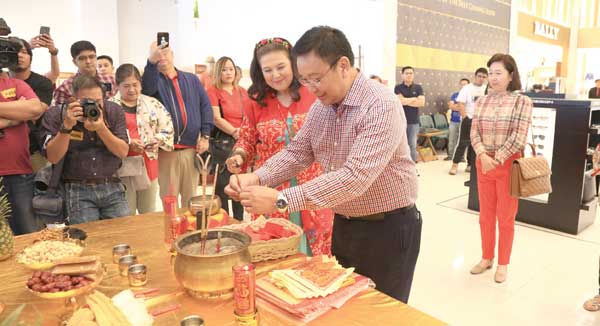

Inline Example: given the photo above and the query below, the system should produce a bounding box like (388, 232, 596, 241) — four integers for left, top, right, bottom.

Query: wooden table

(0, 213, 446, 325)
(418, 129, 445, 161)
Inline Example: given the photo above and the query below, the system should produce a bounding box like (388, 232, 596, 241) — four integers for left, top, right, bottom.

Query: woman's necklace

(275, 101, 295, 141)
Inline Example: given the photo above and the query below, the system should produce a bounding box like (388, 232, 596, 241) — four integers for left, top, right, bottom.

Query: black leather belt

(338, 204, 416, 221)
(63, 177, 121, 185)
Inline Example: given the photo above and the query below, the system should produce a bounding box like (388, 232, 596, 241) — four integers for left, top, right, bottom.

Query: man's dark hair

(292, 26, 354, 66)
(97, 55, 113, 65)
(72, 74, 104, 96)
(401, 66, 414, 73)
(486, 53, 522, 91)
(595, 79, 600, 83)
(115, 63, 141, 85)
(475, 67, 488, 76)
(70, 40, 96, 59)
(460, 78, 470, 83)
(18, 38, 32, 58)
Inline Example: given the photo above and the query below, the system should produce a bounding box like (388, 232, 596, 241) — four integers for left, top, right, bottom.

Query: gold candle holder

(118, 254, 138, 276)
(180, 315, 205, 326)
(112, 244, 131, 263)
(128, 264, 148, 287)
(234, 309, 259, 326)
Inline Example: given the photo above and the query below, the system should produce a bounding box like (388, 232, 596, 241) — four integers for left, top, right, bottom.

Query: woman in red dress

(206, 56, 251, 221)
(226, 37, 333, 256)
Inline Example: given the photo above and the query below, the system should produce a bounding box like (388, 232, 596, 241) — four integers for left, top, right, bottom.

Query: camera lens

(87, 107, 100, 119)
(80, 99, 100, 121)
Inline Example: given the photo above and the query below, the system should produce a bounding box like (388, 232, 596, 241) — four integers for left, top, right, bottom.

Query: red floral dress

(235, 86, 333, 256)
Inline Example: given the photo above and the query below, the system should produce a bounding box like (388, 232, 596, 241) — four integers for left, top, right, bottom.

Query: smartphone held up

(157, 32, 169, 48)
(39, 26, 50, 36)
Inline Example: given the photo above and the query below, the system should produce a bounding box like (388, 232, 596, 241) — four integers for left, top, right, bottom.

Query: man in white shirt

(449, 68, 487, 175)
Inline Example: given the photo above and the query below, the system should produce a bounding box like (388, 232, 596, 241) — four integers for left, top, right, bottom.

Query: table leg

(427, 137, 438, 160)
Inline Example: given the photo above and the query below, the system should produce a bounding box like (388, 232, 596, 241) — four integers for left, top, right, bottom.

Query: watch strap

(59, 124, 72, 134)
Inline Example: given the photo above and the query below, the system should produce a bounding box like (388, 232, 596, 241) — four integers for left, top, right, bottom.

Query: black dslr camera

(0, 36, 21, 69)
(80, 99, 101, 121)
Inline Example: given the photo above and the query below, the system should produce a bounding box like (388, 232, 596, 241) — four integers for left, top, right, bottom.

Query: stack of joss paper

(256, 255, 374, 323)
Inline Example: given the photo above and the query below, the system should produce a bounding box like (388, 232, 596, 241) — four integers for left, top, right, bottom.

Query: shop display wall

(396, 0, 511, 115)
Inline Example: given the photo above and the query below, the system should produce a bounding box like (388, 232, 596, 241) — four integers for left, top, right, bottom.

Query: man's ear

(338, 56, 352, 78)
(338, 56, 351, 70)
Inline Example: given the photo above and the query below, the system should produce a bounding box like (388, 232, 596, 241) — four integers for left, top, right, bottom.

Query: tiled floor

(411, 157, 600, 326)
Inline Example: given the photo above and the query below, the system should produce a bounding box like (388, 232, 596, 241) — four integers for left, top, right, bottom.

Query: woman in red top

(207, 56, 251, 220)
(226, 38, 333, 256)
(112, 64, 174, 215)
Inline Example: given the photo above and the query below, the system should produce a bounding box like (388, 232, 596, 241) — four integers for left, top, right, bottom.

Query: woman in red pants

(469, 53, 532, 283)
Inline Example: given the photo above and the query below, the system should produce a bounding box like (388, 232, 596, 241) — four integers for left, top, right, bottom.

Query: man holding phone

(29, 27, 61, 85)
(53, 40, 117, 105)
(142, 36, 214, 209)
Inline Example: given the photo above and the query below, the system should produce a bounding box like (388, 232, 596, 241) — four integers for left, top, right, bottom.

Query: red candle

(232, 263, 256, 316)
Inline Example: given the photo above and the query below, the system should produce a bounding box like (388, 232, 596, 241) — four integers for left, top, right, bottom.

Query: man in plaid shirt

(226, 26, 421, 303)
(53, 41, 116, 105)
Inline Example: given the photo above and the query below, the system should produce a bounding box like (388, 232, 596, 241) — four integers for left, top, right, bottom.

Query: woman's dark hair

(292, 26, 354, 67)
(248, 37, 301, 107)
(487, 53, 522, 91)
(115, 63, 141, 85)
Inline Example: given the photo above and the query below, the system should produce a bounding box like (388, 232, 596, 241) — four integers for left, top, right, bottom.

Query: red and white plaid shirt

(470, 91, 533, 164)
(255, 73, 418, 217)
(53, 70, 117, 105)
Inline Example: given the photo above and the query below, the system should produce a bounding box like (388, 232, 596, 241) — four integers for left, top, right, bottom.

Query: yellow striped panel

(396, 43, 490, 72)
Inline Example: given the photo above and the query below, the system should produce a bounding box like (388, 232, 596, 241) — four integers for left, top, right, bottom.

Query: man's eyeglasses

(77, 54, 97, 62)
(298, 58, 340, 88)
(533, 134, 546, 140)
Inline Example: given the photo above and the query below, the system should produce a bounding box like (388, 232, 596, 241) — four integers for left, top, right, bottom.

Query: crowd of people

(1, 19, 536, 303)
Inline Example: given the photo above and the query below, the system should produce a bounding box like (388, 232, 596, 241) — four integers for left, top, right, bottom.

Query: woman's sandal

(584, 295, 600, 312)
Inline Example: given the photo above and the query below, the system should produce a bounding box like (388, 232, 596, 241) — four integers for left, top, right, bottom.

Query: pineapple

(0, 178, 14, 261)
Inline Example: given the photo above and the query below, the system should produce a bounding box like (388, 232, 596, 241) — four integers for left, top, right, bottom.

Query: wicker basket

(223, 217, 303, 262)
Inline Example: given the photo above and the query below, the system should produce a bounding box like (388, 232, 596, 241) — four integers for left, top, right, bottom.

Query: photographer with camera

(41, 74, 129, 224)
(53, 40, 117, 105)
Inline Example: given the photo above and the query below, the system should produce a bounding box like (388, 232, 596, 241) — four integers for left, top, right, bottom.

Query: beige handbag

(117, 156, 151, 191)
(509, 143, 552, 198)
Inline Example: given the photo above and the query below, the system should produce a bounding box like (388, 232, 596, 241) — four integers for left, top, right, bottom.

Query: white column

(565, 0, 580, 96)
(382, 0, 398, 87)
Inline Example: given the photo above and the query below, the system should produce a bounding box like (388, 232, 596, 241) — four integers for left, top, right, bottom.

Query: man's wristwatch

(275, 192, 289, 213)
(49, 48, 58, 56)
(59, 124, 72, 134)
